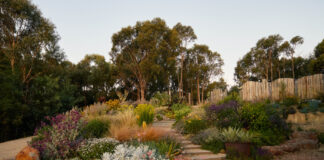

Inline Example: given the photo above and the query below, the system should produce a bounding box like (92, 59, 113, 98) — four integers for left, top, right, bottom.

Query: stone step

(183, 144, 201, 149)
(191, 153, 227, 160)
(182, 149, 213, 156)
(180, 140, 192, 145)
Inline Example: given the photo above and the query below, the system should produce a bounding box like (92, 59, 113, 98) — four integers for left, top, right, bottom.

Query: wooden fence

(240, 74, 324, 101)
(210, 89, 227, 103)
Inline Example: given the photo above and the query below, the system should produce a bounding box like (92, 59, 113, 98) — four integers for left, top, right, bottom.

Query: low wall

(287, 112, 324, 132)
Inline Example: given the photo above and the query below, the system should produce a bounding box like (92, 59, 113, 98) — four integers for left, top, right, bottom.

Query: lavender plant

(206, 100, 240, 128)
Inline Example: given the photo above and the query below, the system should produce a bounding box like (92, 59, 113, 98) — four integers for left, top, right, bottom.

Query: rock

(262, 146, 286, 156)
(15, 146, 39, 160)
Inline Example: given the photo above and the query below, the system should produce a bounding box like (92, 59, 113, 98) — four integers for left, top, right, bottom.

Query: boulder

(15, 146, 39, 160)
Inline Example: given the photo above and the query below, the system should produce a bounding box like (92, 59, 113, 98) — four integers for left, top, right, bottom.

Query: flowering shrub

(102, 144, 165, 160)
(135, 104, 155, 125)
(77, 138, 119, 159)
(106, 99, 120, 110)
(206, 100, 240, 128)
(30, 109, 86, 159)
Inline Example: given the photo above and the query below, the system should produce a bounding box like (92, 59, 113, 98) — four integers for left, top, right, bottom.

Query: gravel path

(0, 137, 32, 160)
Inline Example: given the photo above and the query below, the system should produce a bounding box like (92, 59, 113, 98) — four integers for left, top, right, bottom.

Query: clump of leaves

(135, 104, 155, 125)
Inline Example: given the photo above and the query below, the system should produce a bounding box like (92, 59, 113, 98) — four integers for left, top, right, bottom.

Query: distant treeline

(0, 0, 225, 142)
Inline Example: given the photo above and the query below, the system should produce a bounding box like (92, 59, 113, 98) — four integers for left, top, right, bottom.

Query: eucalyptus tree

(187, 44, 223, 104)
(289, 36, 304, 79)
(110, 18, 180, 102)
(173, 23, 196, 99)
(314, 39, 324, 58)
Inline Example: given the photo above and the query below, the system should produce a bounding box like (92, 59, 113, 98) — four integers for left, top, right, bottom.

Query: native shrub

(174, 107, 191, 121)
(30, 109, 86, 159)
(183, 119, 208, 134)
(191, 127, 224, 153)
(77, 138, 119, 159)
(206, 101, 241, 128)
(81, 119, 109, 138)
(135, 104, 155, 125)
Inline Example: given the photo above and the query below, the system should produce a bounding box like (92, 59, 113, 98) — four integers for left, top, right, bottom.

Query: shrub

(171, 103, 190, 112)
(77, 138, 118, 159)
(30, 109, 86, 159)
(102, 144, 164, 160)
(206, 101, 240, 128)
(82, 102, 108, 117)
(106, 99, 120, 110)
(318, 133, 324, 144)
(191, 127, 224, 153)
(110, 125, 138, 142)
(240, 103, 271, 131)
(184, 119, 208, 134)
(220, 127, 256, 143)
(156, 114, 163, 121)
(82, 119, 109, 138)
(282, 96, 299, 106)
(150, 91, 170, 107)
(174, 107, 191, 121)
(135, 104, 155, 125)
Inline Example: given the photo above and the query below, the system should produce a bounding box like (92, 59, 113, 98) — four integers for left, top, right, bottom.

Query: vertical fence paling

(240, 74, 324, 101)
(210, 89, 227, 103)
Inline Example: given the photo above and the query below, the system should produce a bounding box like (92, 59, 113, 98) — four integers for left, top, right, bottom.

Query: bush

(77, 138, 119, 159)
(156, 114, 163, 121)
(171, 103, 190, 112)
(109, 108, 138, 141)
(82, 119, 109, 138)
(135, 104, 155, 125)
(240, 103, 291, 145)
(282, 96, 299, 106)
(106, 99, 120, 110)
(299, 100, 321, 113)
(150, 91, 170, 107)
(184, 119, 208, 134)
(206, 101, 240, 128)
(319, 133, 324, 144)
(191, 127, 224, 153)
(220, 127, 256, 143)
(30, 109, 86, 159)
(174, 107, 191, 121)
(137, 127, 167, 142)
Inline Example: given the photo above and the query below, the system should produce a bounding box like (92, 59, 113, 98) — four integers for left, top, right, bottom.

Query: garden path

(0, 136, 31, 160)
(153, 120, 226, 160)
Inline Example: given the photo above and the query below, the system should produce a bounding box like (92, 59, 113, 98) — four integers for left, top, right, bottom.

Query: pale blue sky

(32, 0, 324, 86)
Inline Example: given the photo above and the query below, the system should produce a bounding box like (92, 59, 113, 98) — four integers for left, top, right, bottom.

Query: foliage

(150, 91, 170, 107)
(220, 127, 256, 143)
(156, 114, 163, 121)
(109, 109, 138, 141)
(318, 133, 324, 144)
(184, 119, 208, 134)
(81, 119, 109, 138)
(135, 104, 155, 125)
(106, 99, 120, 110)
(171, 103, 190, 112)
(191, 127, 224, 153)
(30, 109, 85, 159)
(102, 144, 164, 160)
(116, 90, 128, 103)
(282, 96, 299, 106)
(240, 103, 291, 145)
(128, 137, 181, 159)
(82, 103, 108, 117)
(137, 127, 167, 142)
(314, 39, 324, 58)
(206, 101, 241, 128)
(298, 100, 322, 113)
(174, 107, 191, 121)
(77, 138, 118, 160)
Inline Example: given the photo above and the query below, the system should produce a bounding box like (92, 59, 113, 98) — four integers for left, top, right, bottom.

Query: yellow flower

(136, 115, 140, 119)
(142, 121, 147, 129)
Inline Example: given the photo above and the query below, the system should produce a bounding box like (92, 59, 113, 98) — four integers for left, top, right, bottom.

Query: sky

(32, 0, 324, 86)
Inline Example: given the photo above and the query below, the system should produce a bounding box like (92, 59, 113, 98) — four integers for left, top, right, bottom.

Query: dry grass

(82, 102, 108, 117)
(137, 127, 168, 142)
(108, 108, 139, 141)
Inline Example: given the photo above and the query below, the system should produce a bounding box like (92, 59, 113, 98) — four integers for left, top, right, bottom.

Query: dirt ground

(275, 145, 324, 160)
(0, 137, 31, 160)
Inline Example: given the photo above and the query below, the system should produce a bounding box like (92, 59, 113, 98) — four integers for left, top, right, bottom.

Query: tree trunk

(197, 77, 200, 104)
(269, 49, 273, 81)
(292, 55, 295, 79)
(283, 58, 286, 78)
(201, 85, 204, 104)
(180, 54, 184, 98)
